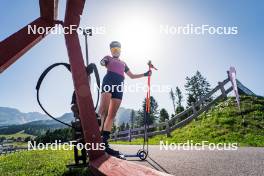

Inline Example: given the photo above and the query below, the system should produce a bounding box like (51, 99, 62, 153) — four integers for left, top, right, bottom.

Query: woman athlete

(98, 41, 151, 159)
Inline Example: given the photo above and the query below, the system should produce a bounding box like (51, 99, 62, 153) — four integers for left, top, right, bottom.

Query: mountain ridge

(0, 107, 49, 126)
(0, 106, 133, 135)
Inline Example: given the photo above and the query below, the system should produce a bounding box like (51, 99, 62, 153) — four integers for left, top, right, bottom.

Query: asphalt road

(112, 145, 264, 176)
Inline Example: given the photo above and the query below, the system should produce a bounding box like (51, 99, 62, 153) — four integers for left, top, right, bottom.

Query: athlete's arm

(126, 69, 152, 79)
(100, 56, 110, 67)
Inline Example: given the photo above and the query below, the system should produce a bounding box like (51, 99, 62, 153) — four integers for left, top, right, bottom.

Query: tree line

(114, 70, 211, 132)
(34, 70, 212, 142)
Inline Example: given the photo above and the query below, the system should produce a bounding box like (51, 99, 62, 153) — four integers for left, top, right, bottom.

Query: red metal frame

(90, 154, 171, 176)
(0, 0, 58, 73)
(0, 0, 171, 175)
(63, 0, 104, 160)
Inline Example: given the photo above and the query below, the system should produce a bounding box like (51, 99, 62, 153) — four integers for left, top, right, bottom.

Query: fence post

(128, 128, 132, 142)
(218, 81, 227, 99)
(165, 120, 171, 137)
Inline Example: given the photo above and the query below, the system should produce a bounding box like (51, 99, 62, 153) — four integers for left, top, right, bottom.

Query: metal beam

(63, 0, 105, 161)
(0, 18, 53, 73)
(90, 154, 172, 176)
(0, 0, 171, 174)
(0, 0, 58, 73)
(63, 0, 172, 175)
(39, 0, 58, 23)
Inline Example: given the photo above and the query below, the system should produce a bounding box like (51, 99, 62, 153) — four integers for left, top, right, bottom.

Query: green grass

(0, 149, 92, 176)
(0, 130, 35, 139)
(111, 96, 264, 147)
(0, 96, 263, 176)
(0, 131, 35, 148)
(7, 142, 28, 147)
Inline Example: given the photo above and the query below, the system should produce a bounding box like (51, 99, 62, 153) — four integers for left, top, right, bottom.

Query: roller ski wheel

(137, 149, 148, 161)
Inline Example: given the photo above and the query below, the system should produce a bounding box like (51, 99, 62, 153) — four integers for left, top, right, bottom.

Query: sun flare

(113, 15, 159, 62)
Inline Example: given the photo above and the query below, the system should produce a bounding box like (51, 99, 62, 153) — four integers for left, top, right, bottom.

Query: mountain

(0, 112, 74, 136)
(115, 107, 133, 126)
(0, 107, 49, 126)
(26, 113, 74, 126)
(0, 106, 133, 135)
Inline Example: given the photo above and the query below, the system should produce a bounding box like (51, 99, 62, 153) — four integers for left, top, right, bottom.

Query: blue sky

(0, 0, 263, 116)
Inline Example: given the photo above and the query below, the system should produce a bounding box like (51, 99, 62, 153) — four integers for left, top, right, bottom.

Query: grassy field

(4, 142, 28, 147)
(0, 131, 35, 148)
(0, 130, 35, 139)
(111, 96, 264, 147)
(0, 149, 92, 176)
(0, 96, 263, 176)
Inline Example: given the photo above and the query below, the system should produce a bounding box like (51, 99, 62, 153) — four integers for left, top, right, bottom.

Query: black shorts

(101, 71, 124, 100)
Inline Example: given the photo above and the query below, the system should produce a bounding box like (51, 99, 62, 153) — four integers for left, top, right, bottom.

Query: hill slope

(117, 96, 264, 146)
(0, 113, 75, 136)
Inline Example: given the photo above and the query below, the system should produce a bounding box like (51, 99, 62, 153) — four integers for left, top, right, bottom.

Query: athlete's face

(111, 47, 121, 58)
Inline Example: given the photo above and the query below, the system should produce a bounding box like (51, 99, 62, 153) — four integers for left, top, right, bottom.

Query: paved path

(112, 145, 264, 176)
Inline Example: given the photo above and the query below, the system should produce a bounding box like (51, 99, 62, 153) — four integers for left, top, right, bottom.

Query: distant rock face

(0, 106, 134, 127)
(26, 113, 74, 126)
(115, 107, 133, 126)
(0, 107, 49, 126)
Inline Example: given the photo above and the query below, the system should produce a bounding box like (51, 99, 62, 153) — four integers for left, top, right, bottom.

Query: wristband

(144, 71, 150, 76)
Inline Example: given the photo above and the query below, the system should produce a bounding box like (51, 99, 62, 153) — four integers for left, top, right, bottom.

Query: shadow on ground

(62, 168, 93, 176)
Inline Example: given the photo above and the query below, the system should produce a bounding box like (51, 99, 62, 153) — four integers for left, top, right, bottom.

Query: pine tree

(175, 86, 184, 114)
(175, 86, 183, 107)
(159, 108, 169, 123)
(169, 88, 176, 113)
(137, 96, 159, 126)
(185, 71, 211, 107)
(134, 113, 141, 128)
(119, 122, 126, 131)
(112, 119, 117, 133)
(130, 110, 136, 129)
(125, 123, 130, 130)
(159, 108, 169, 130)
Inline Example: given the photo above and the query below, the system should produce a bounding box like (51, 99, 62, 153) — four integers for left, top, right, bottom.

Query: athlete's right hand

(100, 55, 111, 66)
(144, 70, 152, 76)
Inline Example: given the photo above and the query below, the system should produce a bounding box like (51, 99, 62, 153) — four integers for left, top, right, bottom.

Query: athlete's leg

(98, 92, 111, 131)
(104, 98, 122, 131)
(102, 98, 125, 159)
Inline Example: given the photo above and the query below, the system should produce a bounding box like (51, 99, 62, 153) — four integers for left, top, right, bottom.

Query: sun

(113, 15, 159, 62)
